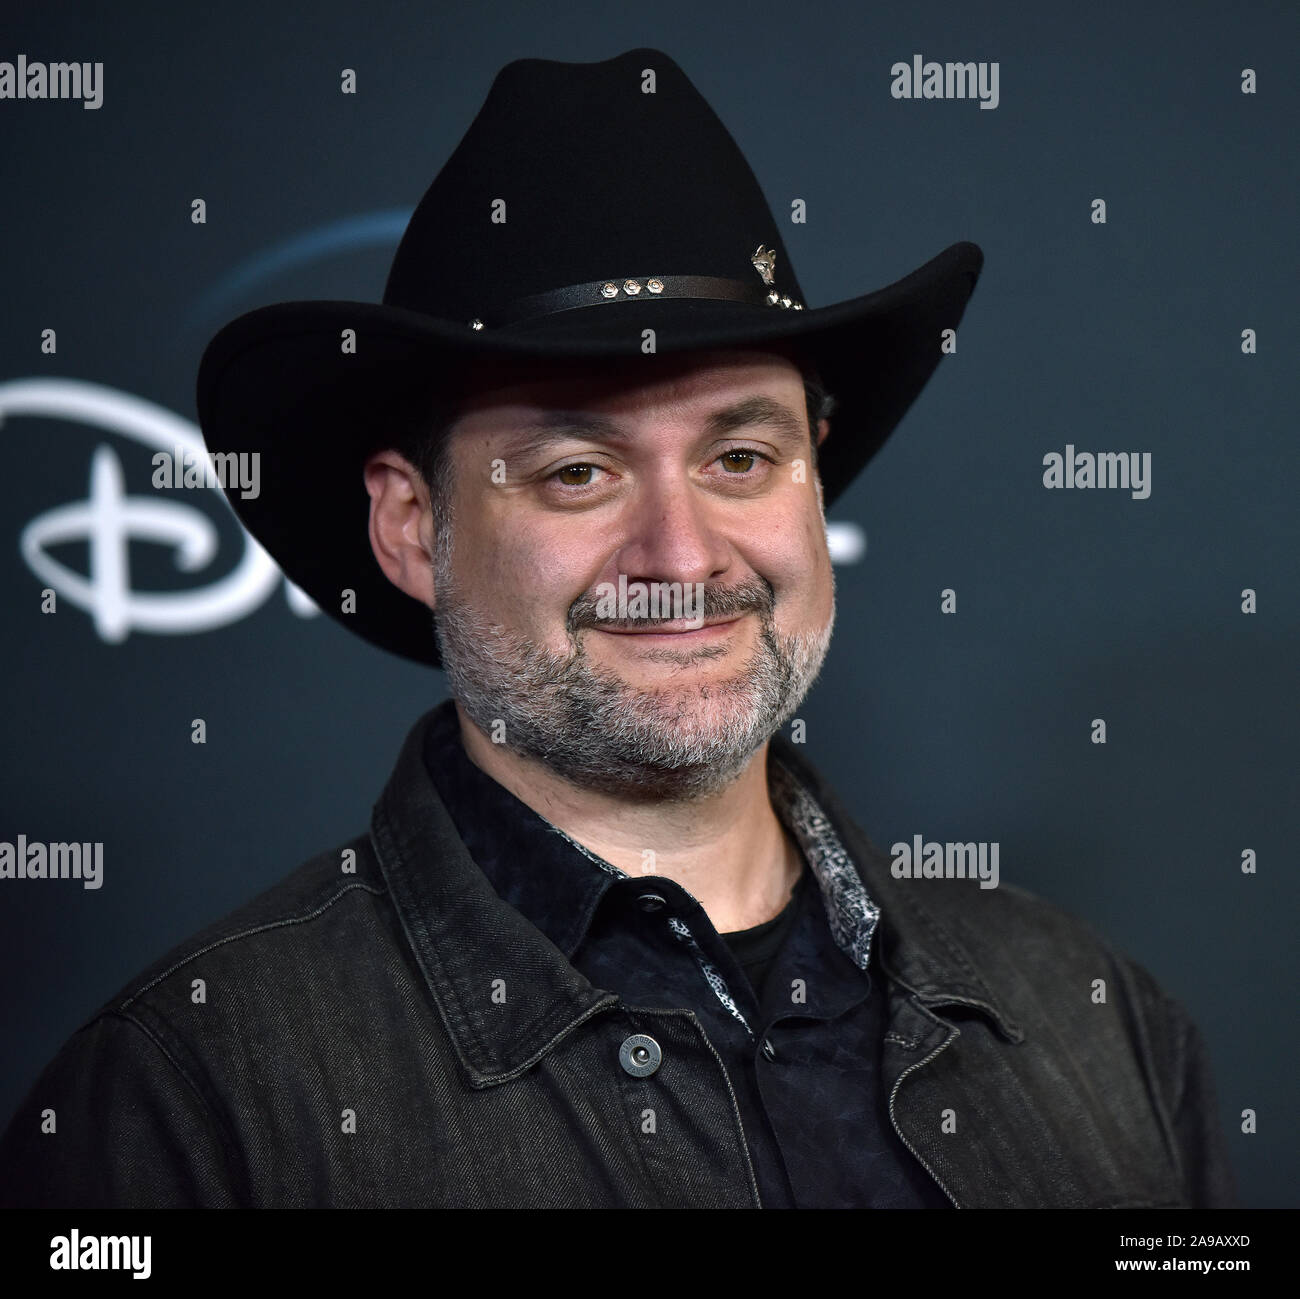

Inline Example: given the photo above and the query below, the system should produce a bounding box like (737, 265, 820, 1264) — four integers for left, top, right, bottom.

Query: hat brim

(197, 240, 983, 666)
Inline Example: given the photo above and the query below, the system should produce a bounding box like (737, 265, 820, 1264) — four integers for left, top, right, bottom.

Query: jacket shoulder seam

(118, 879, 386, 1011)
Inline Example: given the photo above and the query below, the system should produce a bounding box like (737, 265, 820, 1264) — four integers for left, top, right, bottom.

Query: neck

(453, 701, 802, 932)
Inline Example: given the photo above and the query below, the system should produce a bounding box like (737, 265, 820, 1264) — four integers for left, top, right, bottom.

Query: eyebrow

(495, 394, 808, 459)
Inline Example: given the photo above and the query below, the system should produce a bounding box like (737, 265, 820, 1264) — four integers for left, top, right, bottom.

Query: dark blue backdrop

(1, 0, 1295, 1208)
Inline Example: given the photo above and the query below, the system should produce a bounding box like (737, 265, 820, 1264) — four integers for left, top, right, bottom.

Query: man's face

(432, 347, 836, 799)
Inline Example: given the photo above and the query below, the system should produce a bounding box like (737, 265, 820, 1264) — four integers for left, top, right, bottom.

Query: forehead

(451, 346, 807, 419)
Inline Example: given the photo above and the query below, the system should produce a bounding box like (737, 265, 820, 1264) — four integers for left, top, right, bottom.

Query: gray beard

(433, 569, 834, 803)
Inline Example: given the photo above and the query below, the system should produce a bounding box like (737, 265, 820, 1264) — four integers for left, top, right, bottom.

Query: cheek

(451, 504, 595, 629)
(754, 503, 832, 613)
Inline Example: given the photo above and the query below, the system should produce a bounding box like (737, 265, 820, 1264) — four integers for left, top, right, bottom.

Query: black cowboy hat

(197, 47, 983, 667)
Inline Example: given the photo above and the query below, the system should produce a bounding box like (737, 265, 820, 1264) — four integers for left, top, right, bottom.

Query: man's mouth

(592, 614, 746, 639)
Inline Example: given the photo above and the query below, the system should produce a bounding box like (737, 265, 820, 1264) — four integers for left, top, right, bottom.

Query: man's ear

(816, 416, 830, 448)
(363, 449, 437, 610)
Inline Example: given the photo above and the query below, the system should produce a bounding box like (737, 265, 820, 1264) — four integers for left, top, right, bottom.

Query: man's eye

(554, 464, 599, 486)
(719, 450, 759, 473)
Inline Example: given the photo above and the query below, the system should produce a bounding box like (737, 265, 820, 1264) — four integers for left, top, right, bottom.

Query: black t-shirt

(720, 869, 806, 1002)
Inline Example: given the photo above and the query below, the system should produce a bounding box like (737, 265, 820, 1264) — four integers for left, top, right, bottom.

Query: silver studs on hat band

(466, 255, 804, 329)
(598, 278, 658, 300)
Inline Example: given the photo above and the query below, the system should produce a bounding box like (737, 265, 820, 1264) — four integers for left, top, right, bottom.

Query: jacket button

(619, 1033, 662, 1077)
(761, 1037, 777, 1062)
(636, 893, 666, 913)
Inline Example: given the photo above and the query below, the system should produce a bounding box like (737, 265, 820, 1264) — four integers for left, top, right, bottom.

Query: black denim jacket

(0, 709, 1237, 1208)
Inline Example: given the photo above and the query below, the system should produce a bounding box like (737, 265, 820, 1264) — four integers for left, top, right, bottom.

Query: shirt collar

(769, 734, 1024, 1044)
(422, 699, 887, 973)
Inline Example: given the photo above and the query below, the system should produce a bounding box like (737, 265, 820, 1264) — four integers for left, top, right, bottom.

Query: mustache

(566, 576, 775, 633)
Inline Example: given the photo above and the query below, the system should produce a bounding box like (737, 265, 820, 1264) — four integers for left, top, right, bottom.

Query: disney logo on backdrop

(1, 375, 865, 647)
(1, 377, 318, 642)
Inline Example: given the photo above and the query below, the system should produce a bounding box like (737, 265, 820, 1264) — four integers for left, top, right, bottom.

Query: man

(0, 48, 1234, 1209)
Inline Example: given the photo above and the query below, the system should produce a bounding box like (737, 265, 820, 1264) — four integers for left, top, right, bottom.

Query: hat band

(474, 274, 804, 329)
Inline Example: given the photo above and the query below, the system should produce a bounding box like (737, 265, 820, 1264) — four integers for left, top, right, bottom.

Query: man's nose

(611, 475, 732, 585)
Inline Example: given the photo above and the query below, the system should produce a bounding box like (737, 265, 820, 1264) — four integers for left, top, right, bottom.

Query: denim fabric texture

(0, 702, 1237, 1208)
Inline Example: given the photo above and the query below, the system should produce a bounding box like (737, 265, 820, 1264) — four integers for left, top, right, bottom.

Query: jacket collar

(370, 706, 621, 1088)
(370, 706, 1022, 1088)
(419, 700, 620, 962)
